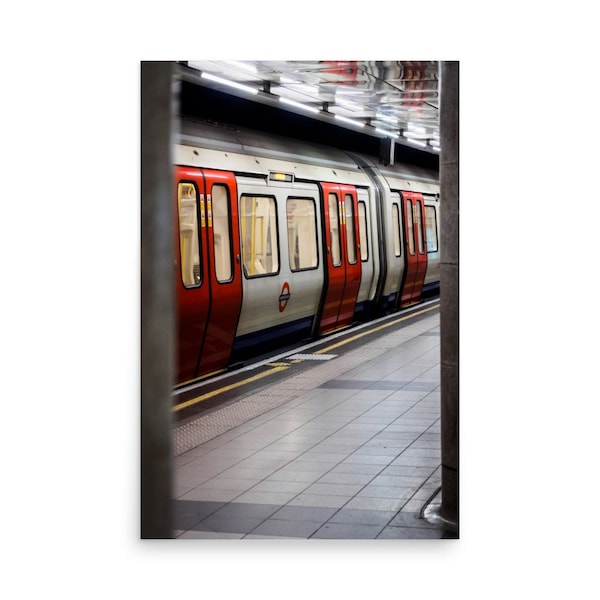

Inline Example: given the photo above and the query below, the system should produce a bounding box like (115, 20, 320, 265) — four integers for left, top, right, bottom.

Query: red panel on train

(174, 167, 243, 384)
(318, 183, 361, 334)
(400, 192, 428, 307)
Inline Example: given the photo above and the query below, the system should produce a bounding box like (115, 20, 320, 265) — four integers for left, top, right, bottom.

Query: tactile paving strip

(172, 315, 439, 456)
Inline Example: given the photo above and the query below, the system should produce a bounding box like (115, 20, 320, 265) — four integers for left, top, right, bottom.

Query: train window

(415, 200, 424, 254)
(328, 193, 341, 267)
(358, 201, 369, 261)
(344, 194, 357, 264)
(425, 205, 438, 252)
(211, 184, 233, 282)
(286, 198, 318, 271)
(177, 182, 201, 288)
(392, 203, 401, 257)
(406, 199, 415, 255)
(241, 195, 279, 277)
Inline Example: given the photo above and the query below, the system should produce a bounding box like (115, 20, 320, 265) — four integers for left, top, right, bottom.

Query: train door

(399, 192, 428, 307)
(317, 183, 361, 334)
(175, 166, 210, 383)
(196, 170, 243, 375)
(174, 167, 242, 384)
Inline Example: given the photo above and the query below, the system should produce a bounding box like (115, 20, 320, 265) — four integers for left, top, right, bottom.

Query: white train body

(173, 118, 440, 383)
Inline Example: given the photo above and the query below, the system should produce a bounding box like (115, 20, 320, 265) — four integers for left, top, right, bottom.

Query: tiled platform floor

(172, 309, 453, 539)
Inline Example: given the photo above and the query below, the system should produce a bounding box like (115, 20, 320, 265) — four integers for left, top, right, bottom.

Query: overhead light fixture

(334, 114, 365, 128)
(405, 138, 428, 148)
(402, 130, 429, 140)
(200, 72, 258, 95)
(375, 128, 399, 139)
(279, 97, 320, 114)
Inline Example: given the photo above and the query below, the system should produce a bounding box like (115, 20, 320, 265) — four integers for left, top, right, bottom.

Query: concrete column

(439, 61, 459, 531)
(141, 61, 177, 538)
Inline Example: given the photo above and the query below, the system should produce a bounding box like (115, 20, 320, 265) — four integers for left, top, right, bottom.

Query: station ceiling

(178, 61, 440, 156)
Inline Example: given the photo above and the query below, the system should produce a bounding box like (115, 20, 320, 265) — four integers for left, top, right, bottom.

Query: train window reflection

(177, 182, 201, 288)
(406, 200, 415, 255)
(358, 201, 368, 261)
(415, 200, 424, 254)
(344, 194, 357, 264)
(287, 198, 318, 271)
(241, 195, 279, 277)
(425, 205, 438, 252)
(211, 184, 233, 282)
(392, 203, 401, 257)
(328, 193, 341, 267)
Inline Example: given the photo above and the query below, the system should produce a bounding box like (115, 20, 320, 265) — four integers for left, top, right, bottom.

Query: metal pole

(439, 61, 459, 532)
(141, 61, 177, 538)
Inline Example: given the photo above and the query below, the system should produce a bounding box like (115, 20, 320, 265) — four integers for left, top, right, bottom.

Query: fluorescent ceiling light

(405, 138, 428, 148)
(334, 114, 365, 128)
(279, 97, 320, 114)
(403, 130, 429, 139)
(375, 128, 399, 139)
(200, 72, 258, 95)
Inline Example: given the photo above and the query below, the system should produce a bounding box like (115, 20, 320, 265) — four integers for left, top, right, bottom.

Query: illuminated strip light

(200, 72, 258, 95)
(403, 130, 429, 139)
(375, 127, 399, 139)
(404, 137, 428, 148)
(334, 114, 365, 128)
(279, 97, 320, 114)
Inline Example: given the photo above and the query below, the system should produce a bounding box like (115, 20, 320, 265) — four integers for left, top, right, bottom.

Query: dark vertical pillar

(439, 61, 459, 531)
(141, 61, 177, 538)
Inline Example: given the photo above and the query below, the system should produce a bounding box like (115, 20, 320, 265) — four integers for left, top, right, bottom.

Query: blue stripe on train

(231, 316, 314, 362)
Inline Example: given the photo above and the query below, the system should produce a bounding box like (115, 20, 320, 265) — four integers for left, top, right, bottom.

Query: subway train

(173, 117, 440, 386)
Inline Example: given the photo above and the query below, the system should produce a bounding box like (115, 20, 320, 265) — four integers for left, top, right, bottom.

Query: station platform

(172, 302, 455, 539)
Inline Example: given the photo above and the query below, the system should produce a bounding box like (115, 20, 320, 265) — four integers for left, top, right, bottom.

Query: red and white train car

(173, 118, 440, 385)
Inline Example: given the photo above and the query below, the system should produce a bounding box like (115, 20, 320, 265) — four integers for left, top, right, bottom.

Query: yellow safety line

(315, 304, 440, 355)
(174, 365, 289, 412)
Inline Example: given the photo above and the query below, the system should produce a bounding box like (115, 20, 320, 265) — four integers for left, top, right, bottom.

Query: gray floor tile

(234, 490, 300, 505)
(172, 499, 226, 530)
(250, 519, 323, 538)
(199, 514, 266, 535)
(329, 463, 384, 475)
(369, 474, 425, 487)
(249, 479, 310, 494)
(344, 496, 405, 512)
(328, 508, 396, 525)
(311, 522, 384, 539)
(317, 471, 375, 485)
(177, 530, 245, 539)
(357, 485, 414, 500)
(211, 501, 280, 520)
(196, 477, 259, 491)
(377, 526, 445, 539)
(218, 466, 276, 479)
(179, 487, 243, 502)
(270, 505, 338, 522)
(265, 469, 324, 483)
(288, 493, 351, 509)
(302, 482, 364, 496)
